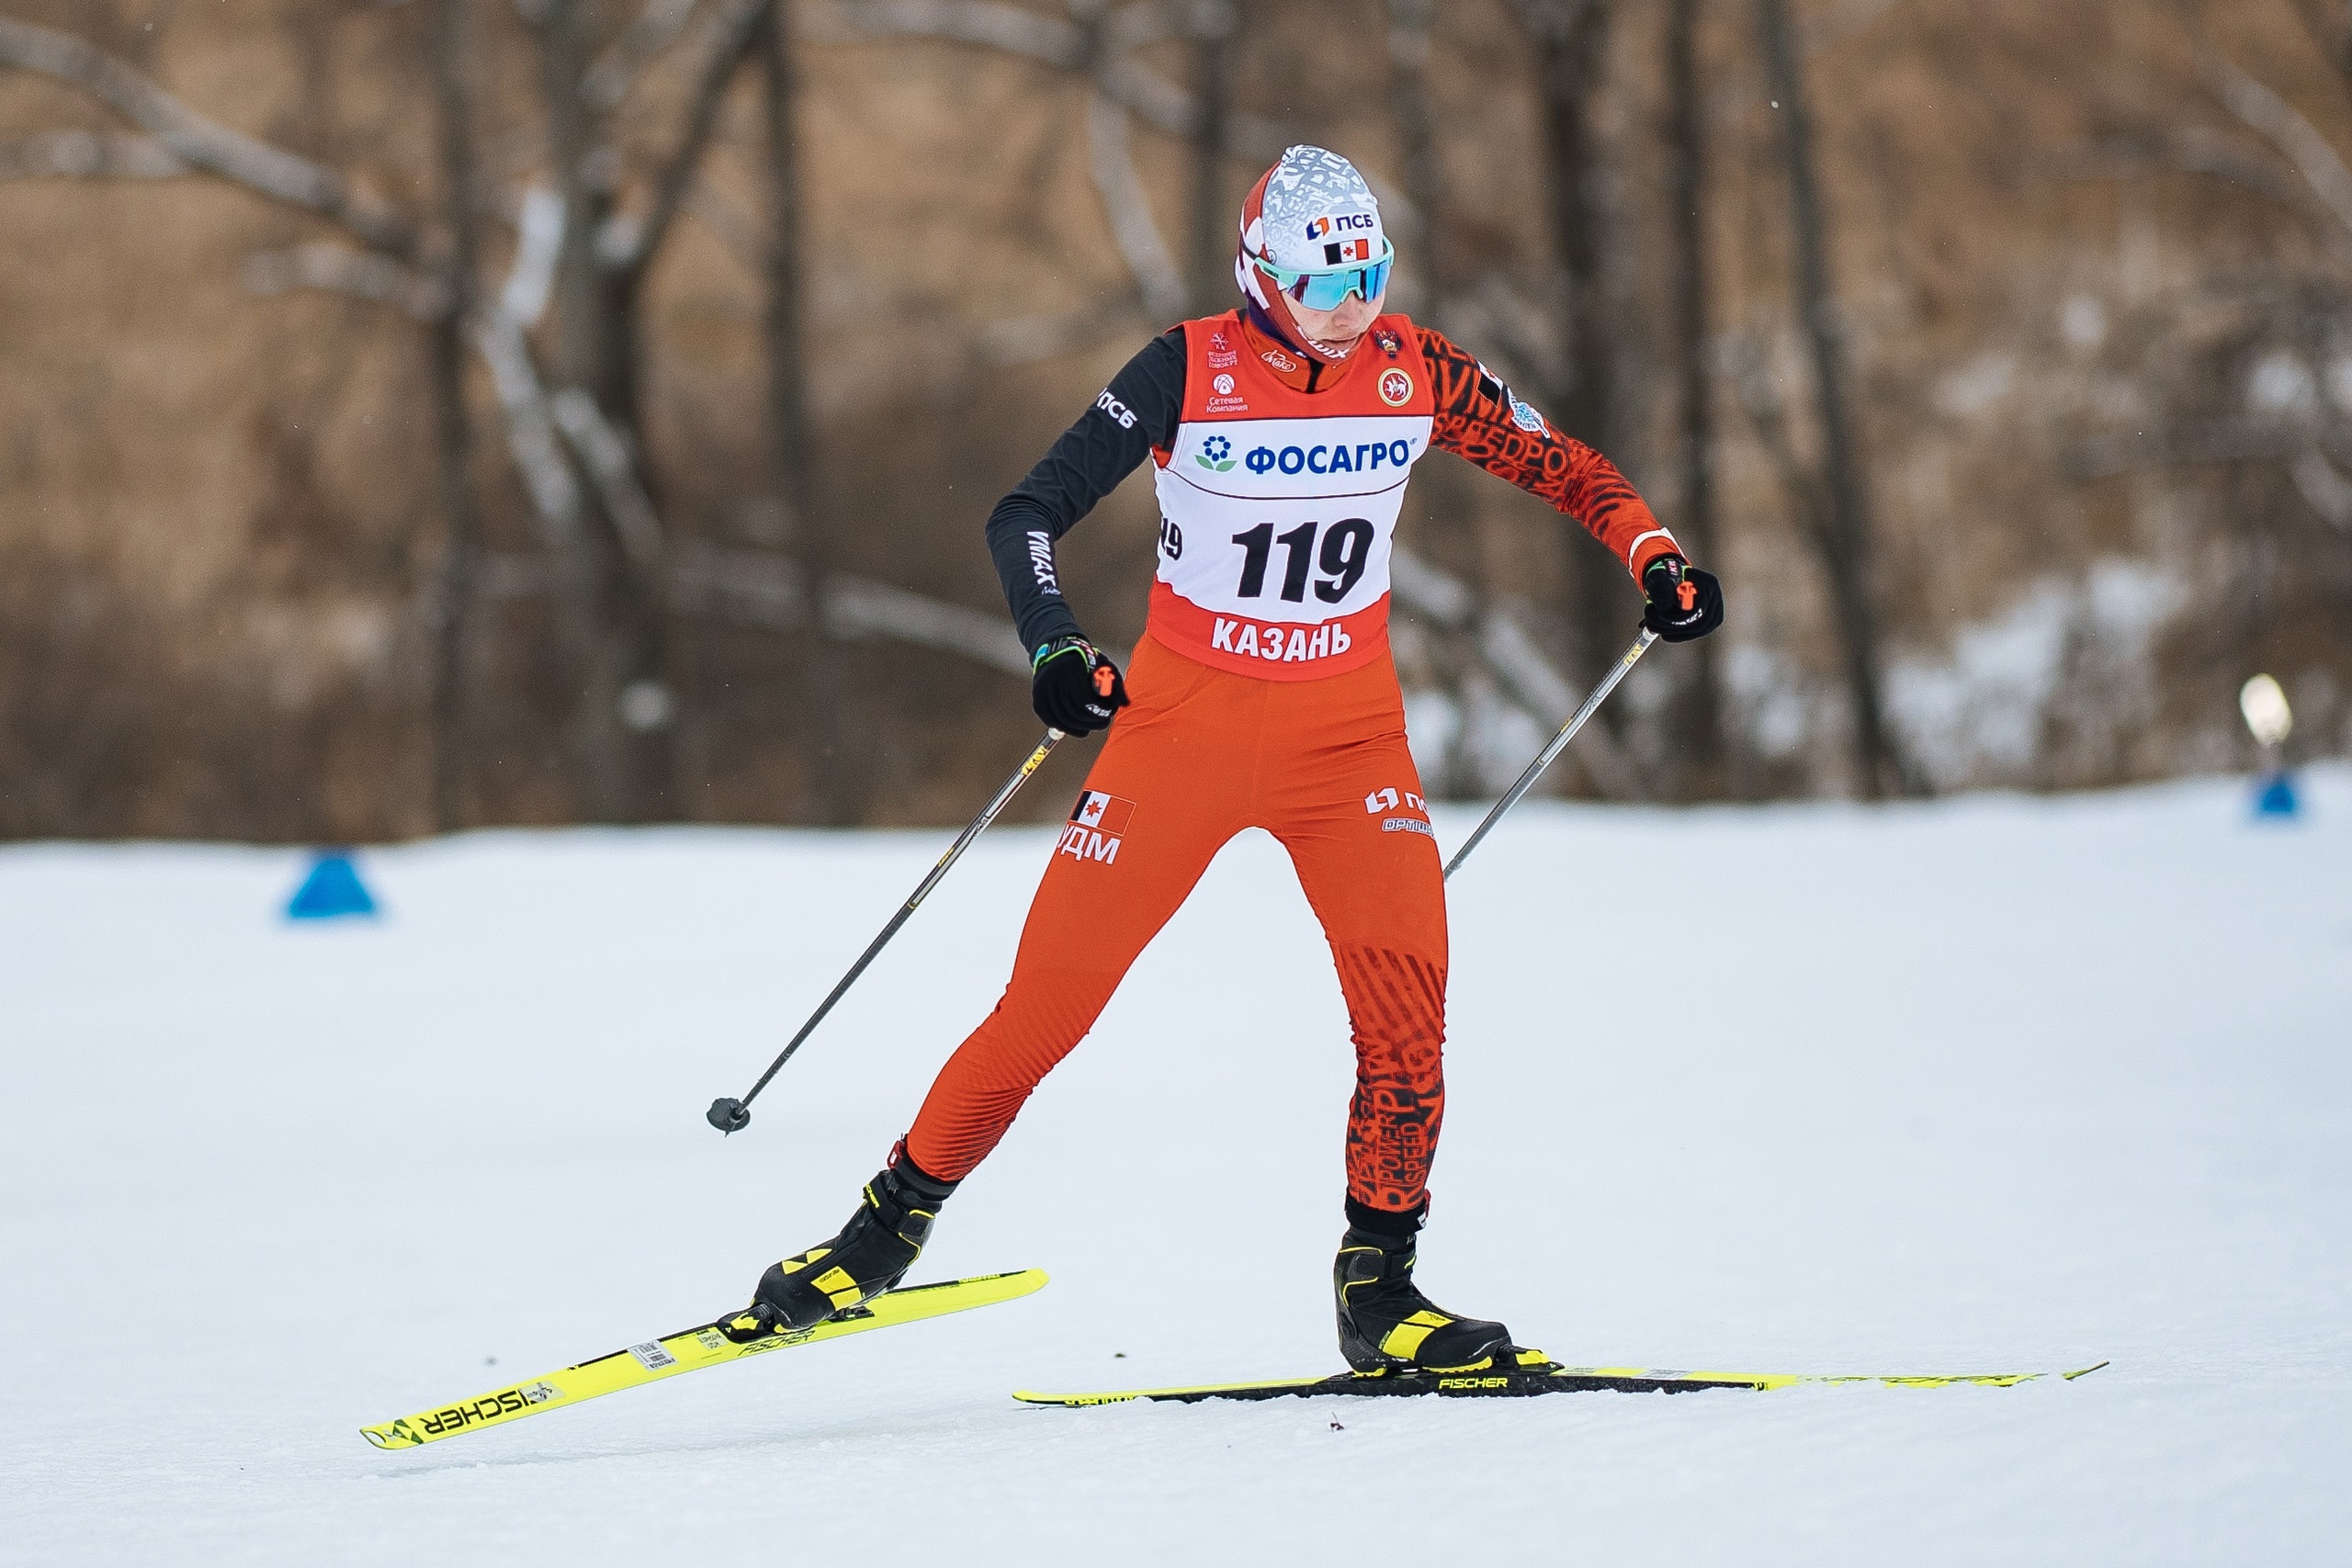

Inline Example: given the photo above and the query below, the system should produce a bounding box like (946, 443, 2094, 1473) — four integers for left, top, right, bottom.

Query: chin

(1297, 319, 1365, 362)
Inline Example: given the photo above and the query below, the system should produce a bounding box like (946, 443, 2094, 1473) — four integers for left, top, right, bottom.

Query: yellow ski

(1013, 1359, 2109, 1406)
(363, 1269, 1046, 1450)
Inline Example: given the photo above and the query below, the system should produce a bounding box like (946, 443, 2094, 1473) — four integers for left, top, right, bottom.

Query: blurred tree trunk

(760, 0, 852, 824)
(1755, 0, 1900, 799)
(1187, 0, 1235, 316)
(1528, 0, 1628, 721)
(537, 0, 671, 822)
(1387, 0, 1480, 795)
(426, 0, 482, 832)
(1386, 0, 1445, 327)
(1662, 0, 1727, 795)
(2288, 0, 2352, 77)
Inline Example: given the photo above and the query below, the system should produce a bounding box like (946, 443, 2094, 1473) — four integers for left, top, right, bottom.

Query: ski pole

(707, 729, 1066, 1134)
(1442, 626, 1658, 882)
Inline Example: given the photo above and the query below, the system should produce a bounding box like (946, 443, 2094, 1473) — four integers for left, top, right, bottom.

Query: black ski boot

(723, 1153, 956, 1342)
(1334, 1206, 1546, 1375)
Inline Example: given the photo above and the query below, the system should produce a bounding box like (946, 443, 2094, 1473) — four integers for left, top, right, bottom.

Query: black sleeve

(986, 330, 1186, 655)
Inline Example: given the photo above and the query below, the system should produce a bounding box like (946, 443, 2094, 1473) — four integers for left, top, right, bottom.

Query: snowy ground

(5, 769, 2349, 1565)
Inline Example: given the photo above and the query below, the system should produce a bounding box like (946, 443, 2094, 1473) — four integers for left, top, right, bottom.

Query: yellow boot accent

(809, 1266, 866, 1308)
(776, 1247, 831, 1276)
(1377, 1310, 1454, 1363)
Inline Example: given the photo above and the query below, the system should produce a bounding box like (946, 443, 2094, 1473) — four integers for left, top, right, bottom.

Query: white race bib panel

(1147, 316, 1434, 681)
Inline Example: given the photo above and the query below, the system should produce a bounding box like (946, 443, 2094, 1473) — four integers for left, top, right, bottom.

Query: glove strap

(1644, 555, 1699, 611)
(1032, 634, 1099, 671)
(1035, 635, 1120, 699)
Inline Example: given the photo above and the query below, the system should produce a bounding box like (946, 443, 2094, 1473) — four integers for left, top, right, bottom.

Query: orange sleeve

(1418, 326, 1680, 581)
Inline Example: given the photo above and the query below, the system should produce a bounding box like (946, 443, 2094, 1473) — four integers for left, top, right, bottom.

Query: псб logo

(1306, 213, 1376, 240)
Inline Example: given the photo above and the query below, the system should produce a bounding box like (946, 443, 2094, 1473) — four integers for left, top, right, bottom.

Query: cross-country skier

(728, 146, 1724, 1374)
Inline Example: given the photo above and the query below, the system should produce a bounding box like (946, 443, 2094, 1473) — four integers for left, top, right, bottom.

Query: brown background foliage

(3, 0, 2347, 840)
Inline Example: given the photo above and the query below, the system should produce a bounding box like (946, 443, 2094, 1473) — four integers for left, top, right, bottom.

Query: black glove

(1641, 556, 1724, 642)
(1031, 635, 1130, 736)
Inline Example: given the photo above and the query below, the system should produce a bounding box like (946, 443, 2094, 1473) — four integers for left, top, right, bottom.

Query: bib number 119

(1231, 518, 1373, 604)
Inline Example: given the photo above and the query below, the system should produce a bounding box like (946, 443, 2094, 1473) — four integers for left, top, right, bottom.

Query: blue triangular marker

(2253, 771, 2301, 819)
(287, 850, 379, 919)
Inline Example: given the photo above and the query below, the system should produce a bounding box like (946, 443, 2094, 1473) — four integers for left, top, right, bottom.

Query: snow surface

(6, 771, 2349, 1565)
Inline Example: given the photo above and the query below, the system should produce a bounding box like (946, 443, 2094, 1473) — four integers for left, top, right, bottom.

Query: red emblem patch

(1069, 791, 1135, 835)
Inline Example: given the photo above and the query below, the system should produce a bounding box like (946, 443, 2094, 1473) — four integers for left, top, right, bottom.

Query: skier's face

(1283, 285, 1387, 355)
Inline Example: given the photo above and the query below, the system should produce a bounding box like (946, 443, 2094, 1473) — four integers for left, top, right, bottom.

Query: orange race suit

(922, 309, 1682, 1224)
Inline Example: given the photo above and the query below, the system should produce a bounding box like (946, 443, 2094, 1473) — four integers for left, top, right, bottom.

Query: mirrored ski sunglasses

(1258, 238, 1395, 311)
